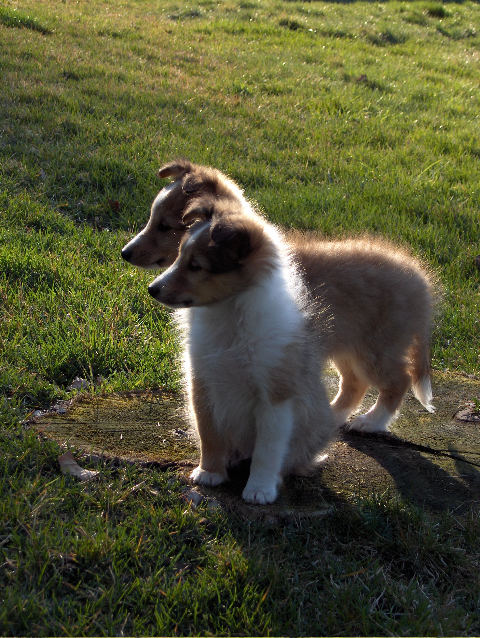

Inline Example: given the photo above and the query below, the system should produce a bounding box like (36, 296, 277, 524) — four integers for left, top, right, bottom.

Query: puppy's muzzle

(148, 283, 193, 308)
(122, 245, 165, 268)
(148, 281, 163, 300)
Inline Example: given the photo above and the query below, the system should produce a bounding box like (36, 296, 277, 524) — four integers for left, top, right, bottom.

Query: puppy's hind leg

(242, 400, 294, 505)
(331, 357, 369, 426)
(347, 366, 411, 434)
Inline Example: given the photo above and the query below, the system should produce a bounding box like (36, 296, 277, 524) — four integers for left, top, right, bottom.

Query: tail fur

(410, 333, 435, 413)
(412, 375, 435, 413)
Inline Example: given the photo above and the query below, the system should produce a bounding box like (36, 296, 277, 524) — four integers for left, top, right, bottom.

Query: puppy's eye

(158, 221, 171, 232)
(188, 259, 202, 272)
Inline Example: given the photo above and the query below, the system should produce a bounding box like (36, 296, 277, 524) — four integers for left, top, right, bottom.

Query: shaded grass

(0, 193, 178, 405)
(1, 432, 479, 635)
(1, 0, 480, 634)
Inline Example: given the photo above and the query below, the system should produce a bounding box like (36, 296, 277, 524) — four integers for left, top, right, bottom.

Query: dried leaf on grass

(180, 488, 223, 513)
(58, 452, 100, 481)
(454, 402, 480, 423)
(67, 376, 89, 391)
(181, 488, 204, 508)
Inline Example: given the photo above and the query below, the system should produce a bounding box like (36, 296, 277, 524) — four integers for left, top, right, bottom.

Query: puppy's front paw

(190, 466, 226, 487)
(242, 480, 278, 505)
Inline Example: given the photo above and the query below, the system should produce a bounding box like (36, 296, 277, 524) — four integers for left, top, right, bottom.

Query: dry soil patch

(33, 372, 480, 517)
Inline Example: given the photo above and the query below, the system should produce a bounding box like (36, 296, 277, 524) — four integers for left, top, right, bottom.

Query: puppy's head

(147, 198, 268, 308)
(121, 160, 242, 269)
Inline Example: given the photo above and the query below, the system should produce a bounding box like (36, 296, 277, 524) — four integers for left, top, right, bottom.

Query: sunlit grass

(1, 0, 480, 634)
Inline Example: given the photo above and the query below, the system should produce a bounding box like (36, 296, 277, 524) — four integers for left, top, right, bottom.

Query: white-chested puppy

(147, 196, 336, 505)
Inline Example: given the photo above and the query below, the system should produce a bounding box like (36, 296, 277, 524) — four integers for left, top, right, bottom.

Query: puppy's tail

(410, 332, 435, 413)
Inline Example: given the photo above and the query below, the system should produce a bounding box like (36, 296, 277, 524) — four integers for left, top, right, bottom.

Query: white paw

(314, 453, 329, 465)
(190, 466, 226, 487)
(242, 481, 278, 505)
(346, 414, 389, 434)
(332, 407, 352, 427)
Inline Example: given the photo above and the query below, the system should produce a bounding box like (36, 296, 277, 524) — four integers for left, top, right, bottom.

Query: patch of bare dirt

(31, 372, 480, 517)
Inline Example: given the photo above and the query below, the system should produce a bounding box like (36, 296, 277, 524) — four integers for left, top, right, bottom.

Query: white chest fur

(182, 267, 304, 429)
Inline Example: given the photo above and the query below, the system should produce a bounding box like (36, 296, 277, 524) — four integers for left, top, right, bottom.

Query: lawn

(1, 0, 479, 635)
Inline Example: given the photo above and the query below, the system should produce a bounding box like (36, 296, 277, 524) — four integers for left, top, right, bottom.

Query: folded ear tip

(182, 204, 214, 226)
(210, 221, 250, 249)
(158, 160, 193, 179)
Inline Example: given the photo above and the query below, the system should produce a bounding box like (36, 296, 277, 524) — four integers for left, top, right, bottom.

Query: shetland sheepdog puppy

(147, 197, 336, 504)
(121, 161, 243, 270)
(123, 160, 436, 434)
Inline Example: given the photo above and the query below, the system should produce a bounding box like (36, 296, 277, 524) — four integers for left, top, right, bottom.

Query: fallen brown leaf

(58, 452, 100, 481)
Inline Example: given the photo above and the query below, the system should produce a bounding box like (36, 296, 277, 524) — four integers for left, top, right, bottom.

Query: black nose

(148, 283, 159, 298)
(121, 246, 133, 262)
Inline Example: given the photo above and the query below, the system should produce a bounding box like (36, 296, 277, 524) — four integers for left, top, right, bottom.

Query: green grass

(1, 0, 480, 635)
(0, 5, 51, 33)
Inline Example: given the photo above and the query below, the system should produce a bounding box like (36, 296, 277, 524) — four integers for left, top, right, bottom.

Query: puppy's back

(290, 234, 436, 360)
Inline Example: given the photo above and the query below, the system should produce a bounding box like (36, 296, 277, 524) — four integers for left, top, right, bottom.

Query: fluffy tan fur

(289, 233, 437, 429)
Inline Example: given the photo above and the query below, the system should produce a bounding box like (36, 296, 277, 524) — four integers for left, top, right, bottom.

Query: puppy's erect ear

(182, 202, 214, 227)
(207, 220, 252, 273)
(158, 160, 193, 179)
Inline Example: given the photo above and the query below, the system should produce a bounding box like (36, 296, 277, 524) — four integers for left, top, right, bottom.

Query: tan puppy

(121, 161, 242, 269)
(123, 160, 436, 433)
